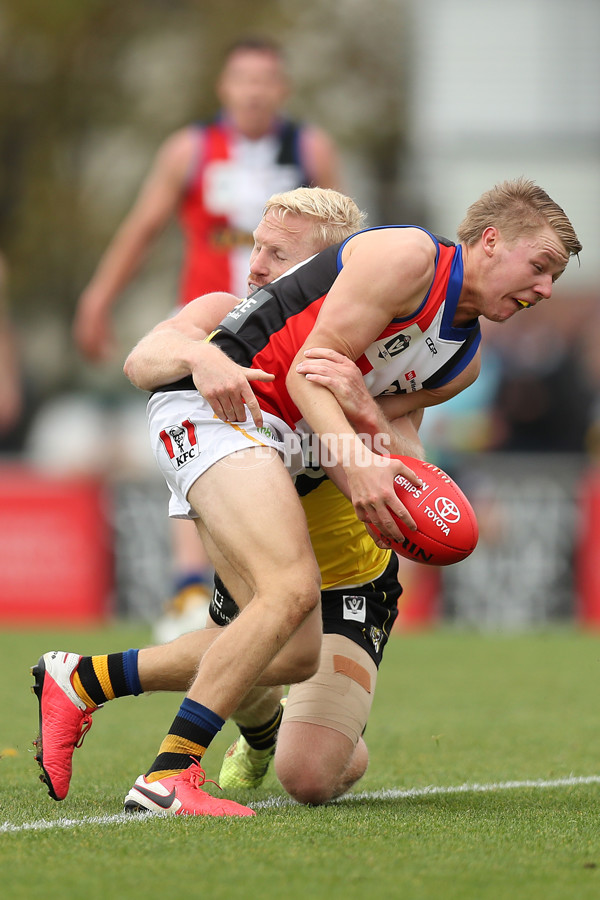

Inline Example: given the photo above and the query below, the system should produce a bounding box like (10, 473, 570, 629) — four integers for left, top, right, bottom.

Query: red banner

(0, 465, 113, 626)
(393, 555, 441, 630)
(575, 463, 600, 627)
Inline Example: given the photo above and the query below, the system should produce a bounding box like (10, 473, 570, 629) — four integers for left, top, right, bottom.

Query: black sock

(238, 702, 284, 751)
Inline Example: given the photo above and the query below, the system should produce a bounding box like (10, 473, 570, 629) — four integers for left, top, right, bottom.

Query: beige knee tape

(332, 654, 372, 693)
(282, 633, 378, 743)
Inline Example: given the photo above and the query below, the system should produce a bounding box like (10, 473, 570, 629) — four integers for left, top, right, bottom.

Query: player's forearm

(319, 375, 424, 460)
(124, 328, 204, 390)
(287, 368, 365, 469)
(0, 320, 22, 429)
(82, 220, 158, 311)
(386, 411, 426, 460)
(346, 397, 409, 455)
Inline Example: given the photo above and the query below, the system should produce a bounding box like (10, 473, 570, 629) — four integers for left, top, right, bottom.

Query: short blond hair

(263, 187, 366, 249)
(457, 177, 582, 258)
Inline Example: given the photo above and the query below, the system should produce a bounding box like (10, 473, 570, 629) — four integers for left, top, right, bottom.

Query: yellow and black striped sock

(238, 701, 284, 751)
(145, 698, 224, 783)
(72, 650, 142, 708)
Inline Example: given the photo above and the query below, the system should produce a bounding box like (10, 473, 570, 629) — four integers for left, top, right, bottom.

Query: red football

(370, 456, 479, 566)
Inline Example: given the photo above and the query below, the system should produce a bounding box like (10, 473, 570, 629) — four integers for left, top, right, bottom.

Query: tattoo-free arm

(123, 292, 274, 427)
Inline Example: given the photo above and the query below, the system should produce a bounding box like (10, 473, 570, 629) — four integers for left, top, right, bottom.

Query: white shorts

(147, 390, 304, 518)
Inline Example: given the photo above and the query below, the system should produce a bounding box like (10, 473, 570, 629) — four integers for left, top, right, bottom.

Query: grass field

(1, 624, 600, 899)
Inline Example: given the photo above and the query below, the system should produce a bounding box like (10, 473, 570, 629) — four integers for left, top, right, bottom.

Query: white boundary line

(3, 774, 600, 833)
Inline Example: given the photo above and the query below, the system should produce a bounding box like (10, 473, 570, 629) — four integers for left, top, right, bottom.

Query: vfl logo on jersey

(377, 333, 411, 361)
(364, 330, 416, 370)
(343, 595, 366, 623)
(159, 419, 198, 469)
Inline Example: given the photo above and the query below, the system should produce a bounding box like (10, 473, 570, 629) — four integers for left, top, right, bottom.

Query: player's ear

(481, 227, 499, 258)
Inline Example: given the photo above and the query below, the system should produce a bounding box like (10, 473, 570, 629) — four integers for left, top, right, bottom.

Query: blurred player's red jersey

(178, 119, 311, 303)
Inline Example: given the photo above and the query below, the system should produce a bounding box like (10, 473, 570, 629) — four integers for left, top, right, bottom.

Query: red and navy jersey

(178, 116, 311, 303)
(162, 227, 480, 428)
(206, 227, 480, 426)
(352, 227, 480, 398)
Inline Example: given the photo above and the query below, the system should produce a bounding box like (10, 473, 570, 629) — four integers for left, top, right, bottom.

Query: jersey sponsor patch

(404, 370, 418, 391)
(159, 419, 199, 470)
(223, 289, 272, 331)
(343, 594, 366, 623)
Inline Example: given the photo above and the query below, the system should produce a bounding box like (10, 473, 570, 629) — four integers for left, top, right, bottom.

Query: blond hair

(457, 177, 582, 258)
(263, 187, 366, 249)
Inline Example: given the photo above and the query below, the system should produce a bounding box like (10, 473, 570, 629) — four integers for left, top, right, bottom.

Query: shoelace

(74, 712, 94, 749)
(186, 756, 221, 791)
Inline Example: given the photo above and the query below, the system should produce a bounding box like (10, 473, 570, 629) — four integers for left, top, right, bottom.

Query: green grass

(2, 625, 600, 899)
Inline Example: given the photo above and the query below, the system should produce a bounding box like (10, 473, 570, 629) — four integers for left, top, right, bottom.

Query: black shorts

(209, 553, 402, 668)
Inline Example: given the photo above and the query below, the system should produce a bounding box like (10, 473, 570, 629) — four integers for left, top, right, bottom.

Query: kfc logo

(159, 419, 199, 469)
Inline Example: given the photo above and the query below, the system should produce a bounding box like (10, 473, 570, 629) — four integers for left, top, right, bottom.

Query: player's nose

(249, 250, 269, 276)
(535, 273, 553, 301)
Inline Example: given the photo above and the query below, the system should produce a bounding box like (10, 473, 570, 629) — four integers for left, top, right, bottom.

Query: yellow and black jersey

(295, 467, 390, 590)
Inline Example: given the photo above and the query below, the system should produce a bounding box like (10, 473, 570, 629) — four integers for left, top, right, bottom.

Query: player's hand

(296, 347, 368, 421)
(73, 292, 116, 362)
(346, 452, 419, 541)
(192, 344, 274, 427)
(364, 522, 394, 549)
(0, 377, 22, 433)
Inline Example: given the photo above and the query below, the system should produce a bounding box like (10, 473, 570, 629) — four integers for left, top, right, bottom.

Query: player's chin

(496, 303, 517, 319)
(492, 308, 518, 324)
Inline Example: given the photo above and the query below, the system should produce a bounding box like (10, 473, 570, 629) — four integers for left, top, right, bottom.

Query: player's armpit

(376, 351, 481, 420)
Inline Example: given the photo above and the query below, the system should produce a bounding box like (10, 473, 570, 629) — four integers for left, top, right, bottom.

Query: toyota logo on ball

(434, 496, 461, 523)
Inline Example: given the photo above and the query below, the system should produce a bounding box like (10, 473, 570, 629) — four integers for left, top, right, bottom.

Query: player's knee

(285, 643, 320, 682)
(270, 627, 321, 682)
(276, 763, 337, 806)
(275, 745, 340, 805)
(255, 565, 319, 621)
(276, 731, 368, 805)
(285, 570, 321, 626)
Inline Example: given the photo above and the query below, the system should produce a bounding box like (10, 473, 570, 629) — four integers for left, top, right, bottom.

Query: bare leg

(137, 603, 322, 693)
(275, 723, 368, 805)
(228, 684, 285, 728)
(180, 447, 321, 721)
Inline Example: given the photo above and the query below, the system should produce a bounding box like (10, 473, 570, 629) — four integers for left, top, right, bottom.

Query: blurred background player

(72, 36, 342, 634)
(0, 252, 25, 450)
